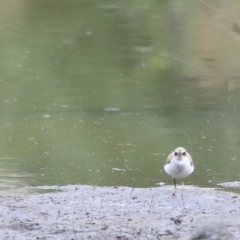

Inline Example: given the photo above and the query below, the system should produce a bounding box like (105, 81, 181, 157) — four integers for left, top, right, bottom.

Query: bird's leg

(173, 178, 176, 189)
(182, 178, 185, 186)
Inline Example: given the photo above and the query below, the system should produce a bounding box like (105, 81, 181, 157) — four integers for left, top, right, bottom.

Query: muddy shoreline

(0, 185, 239, 239)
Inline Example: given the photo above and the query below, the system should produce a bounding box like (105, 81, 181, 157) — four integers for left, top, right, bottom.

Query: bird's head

(174, 147, 187, 160)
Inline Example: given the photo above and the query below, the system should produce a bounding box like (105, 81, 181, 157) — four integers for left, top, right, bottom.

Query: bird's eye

(182, 152, 186, 156)
(174, 152, 177, 156)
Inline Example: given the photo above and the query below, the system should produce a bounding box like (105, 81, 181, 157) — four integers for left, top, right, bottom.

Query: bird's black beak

(177, 152, 182, 159)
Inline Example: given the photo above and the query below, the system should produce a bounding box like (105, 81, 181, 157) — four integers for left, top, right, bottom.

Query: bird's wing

(187, 152, 194, 166)
(166, 151, 174, 164)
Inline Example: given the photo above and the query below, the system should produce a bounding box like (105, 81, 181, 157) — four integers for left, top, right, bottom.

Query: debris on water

(112, 168, 126, 171)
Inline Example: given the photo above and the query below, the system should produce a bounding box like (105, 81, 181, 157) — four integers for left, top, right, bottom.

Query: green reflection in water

(0, 0, 240, 194)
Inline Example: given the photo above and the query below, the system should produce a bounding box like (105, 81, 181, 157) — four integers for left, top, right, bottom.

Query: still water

(0, 0, 240, 194)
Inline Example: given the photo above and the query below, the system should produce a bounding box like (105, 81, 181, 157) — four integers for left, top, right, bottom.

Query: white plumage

(164, 147, 194, 188)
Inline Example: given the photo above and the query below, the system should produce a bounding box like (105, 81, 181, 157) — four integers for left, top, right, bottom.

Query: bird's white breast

(164, 156, 194, 178)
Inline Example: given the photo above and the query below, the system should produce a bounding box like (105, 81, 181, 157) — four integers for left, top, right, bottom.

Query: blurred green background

(0, 0, 240, 194)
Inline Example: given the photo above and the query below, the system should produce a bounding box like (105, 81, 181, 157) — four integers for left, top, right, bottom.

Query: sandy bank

(0, 185, 239, 239)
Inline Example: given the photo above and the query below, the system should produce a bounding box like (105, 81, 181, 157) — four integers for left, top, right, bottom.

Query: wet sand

(0, 185, 239, 239)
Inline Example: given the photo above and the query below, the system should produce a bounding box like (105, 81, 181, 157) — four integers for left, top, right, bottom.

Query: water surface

(0, 0, 240, 194)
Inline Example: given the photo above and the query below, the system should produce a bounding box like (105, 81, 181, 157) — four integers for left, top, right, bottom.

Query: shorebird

(164, 147, 194, 188)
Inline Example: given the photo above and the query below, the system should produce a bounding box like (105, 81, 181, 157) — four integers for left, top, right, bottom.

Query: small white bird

(164, 147, 194, 188)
